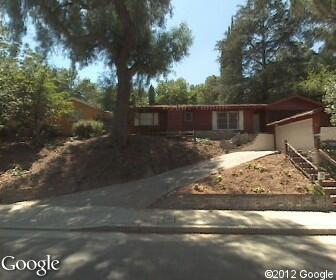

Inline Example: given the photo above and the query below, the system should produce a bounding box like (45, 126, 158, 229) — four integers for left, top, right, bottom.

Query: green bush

(73, 120, 106, 139)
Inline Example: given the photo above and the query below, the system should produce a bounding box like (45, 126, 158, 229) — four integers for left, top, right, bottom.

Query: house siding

(129, 111, 167, 134)
(129, 96, 329, 136)
(244, 110, 254, 133)
(132, 109, 254, 133)
(275, 118, 315, 151)
(58, 99, 106, 135)
(266, 97, 321, 123)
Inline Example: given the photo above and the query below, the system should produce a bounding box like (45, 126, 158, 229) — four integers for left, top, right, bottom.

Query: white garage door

(275, 118, 314, 151)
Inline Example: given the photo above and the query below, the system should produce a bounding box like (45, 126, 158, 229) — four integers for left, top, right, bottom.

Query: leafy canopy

(0, 0, 192, 79)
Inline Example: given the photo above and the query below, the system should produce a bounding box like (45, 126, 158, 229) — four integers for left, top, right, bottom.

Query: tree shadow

(0, 135, 225, 204)
(0, 142, 42, 173)
(0, 208, 335, 280)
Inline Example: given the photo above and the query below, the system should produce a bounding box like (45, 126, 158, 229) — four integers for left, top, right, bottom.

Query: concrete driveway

(17, 151, 276, 209)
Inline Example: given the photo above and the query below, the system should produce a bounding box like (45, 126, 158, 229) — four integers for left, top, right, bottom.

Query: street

(0, 230, 335, 280)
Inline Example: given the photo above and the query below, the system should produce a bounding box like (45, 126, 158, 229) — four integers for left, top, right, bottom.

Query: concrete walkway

(29, 151, 276, 208)
(0, 203, 335, 235)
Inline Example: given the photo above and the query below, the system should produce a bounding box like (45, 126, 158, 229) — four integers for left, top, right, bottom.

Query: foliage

(73, 79, 103, 108)
(9, 165, 30, 177)
(298, 67, 336, 124)
(324, 78, 336, 125)
(130, 86, 149, 106)
(195, 138, 212, 145)
(156, 78, 196, 104)
(217, 18, 245, 103)
(148, 85, 156, 105)
(191, 76, 224, 104)
(98, 73, 117, 111)
(0, 35, 73, 141)
(218, 0, 308, 103)
(73, 120, 106, 139)
(291, 0, 336, 61)
(298, 67, 336, 99)
(0, 0, 193, 145)
(216, 0, 336, 103)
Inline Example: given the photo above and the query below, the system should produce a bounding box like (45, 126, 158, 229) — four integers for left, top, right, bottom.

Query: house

(58, 98, 113, 135)
(129, 95, 333, 151)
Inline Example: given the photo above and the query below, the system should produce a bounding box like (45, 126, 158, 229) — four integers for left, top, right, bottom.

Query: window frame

(184, 111, 193, 122)
(134, 112, 159, 127)
(217, 111, 239, 130)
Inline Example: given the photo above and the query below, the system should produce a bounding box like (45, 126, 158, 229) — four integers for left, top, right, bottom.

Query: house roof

(134, 104, 268, 111)
(266, 108, 323, 127)
(71, 97, 102, 111)
(71, 97, 113, 117)
(267, 95, 322, 107)
(133, 95, 322, 112)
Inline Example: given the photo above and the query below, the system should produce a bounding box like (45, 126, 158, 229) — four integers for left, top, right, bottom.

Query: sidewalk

(0, 202, 335, 235)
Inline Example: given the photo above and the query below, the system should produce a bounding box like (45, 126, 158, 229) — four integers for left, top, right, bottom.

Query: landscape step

(330, 195, 336, 203)
(323, 187, 336, 195)
(321, 180, 336, 187)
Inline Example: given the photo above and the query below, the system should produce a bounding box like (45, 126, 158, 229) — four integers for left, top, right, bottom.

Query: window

(134, 113, 159, 126)
(217, 111, 239, 130)
(184, 111, 193, 122)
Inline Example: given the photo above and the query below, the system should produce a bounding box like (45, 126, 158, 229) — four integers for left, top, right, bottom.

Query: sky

(25, 0, 247, 85)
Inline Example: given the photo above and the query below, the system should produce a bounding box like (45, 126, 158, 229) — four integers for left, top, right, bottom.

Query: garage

(275, 118, 314, 151)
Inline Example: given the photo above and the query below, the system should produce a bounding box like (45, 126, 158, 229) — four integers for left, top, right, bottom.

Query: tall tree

(240, 0, 300, 101)
(156, 78, 196, 104)
(190, 76, 224, 104)
(99, 73, 117, 111)
(0, 0, 192, 145)
(217, 18, 245, 103)
(148, 85, 156, 105)
(73, 79, 102, 108)
(291, 0, 336, 67)
(324, 78, 336, 125)
(0, 49, 72, 142)
(218, 0, 308, 103)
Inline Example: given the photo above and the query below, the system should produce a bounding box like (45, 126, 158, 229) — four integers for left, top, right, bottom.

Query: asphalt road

(0, 230, 335, 280)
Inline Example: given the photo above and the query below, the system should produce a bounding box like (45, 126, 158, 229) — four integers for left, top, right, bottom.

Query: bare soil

(0, 135, 225, 204)
(168, 154, 315, 196)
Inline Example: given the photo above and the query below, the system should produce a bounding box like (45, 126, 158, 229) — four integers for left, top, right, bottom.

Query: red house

(129, 95, 332, 151)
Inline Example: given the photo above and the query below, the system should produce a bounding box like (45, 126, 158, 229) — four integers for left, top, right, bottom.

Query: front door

(253, 114, 260, 133)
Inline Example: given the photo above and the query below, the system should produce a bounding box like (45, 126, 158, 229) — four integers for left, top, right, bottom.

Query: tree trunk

(112, 65, 132, 146)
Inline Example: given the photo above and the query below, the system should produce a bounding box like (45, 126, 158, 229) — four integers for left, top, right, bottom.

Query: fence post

(284, 140, 288, 155)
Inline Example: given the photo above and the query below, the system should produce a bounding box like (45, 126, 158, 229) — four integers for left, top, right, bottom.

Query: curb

(1, 224, 336, 235)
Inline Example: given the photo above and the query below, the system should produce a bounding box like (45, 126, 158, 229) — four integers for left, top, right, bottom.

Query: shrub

(73, 120, 106, 139)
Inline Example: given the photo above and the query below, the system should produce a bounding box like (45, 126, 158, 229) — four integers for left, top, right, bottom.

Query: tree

(99, 73, 117, 111)
(0, 0, 193, 145)
(0, 21, 21, 128)
(298, 67, 336, 124)
(324, 78, 336, 125)
(0, 45, 73, 142)
(241, 0, 301, 101)
(53, 66, 78, 96)
(217, 18, 245, 103)
(73, 79, 102, 108)
(190, 76, 224, 104)
(218, 0, 310, 103)
(148, 85, 156, 105)
(156, 78, 196, 104)
(291, 0, 336, 68)
(15, 52, 73, 142)
(297, 67, 336, 100)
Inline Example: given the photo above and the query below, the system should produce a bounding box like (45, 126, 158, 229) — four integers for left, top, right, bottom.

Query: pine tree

(148, 85, 156, 105)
